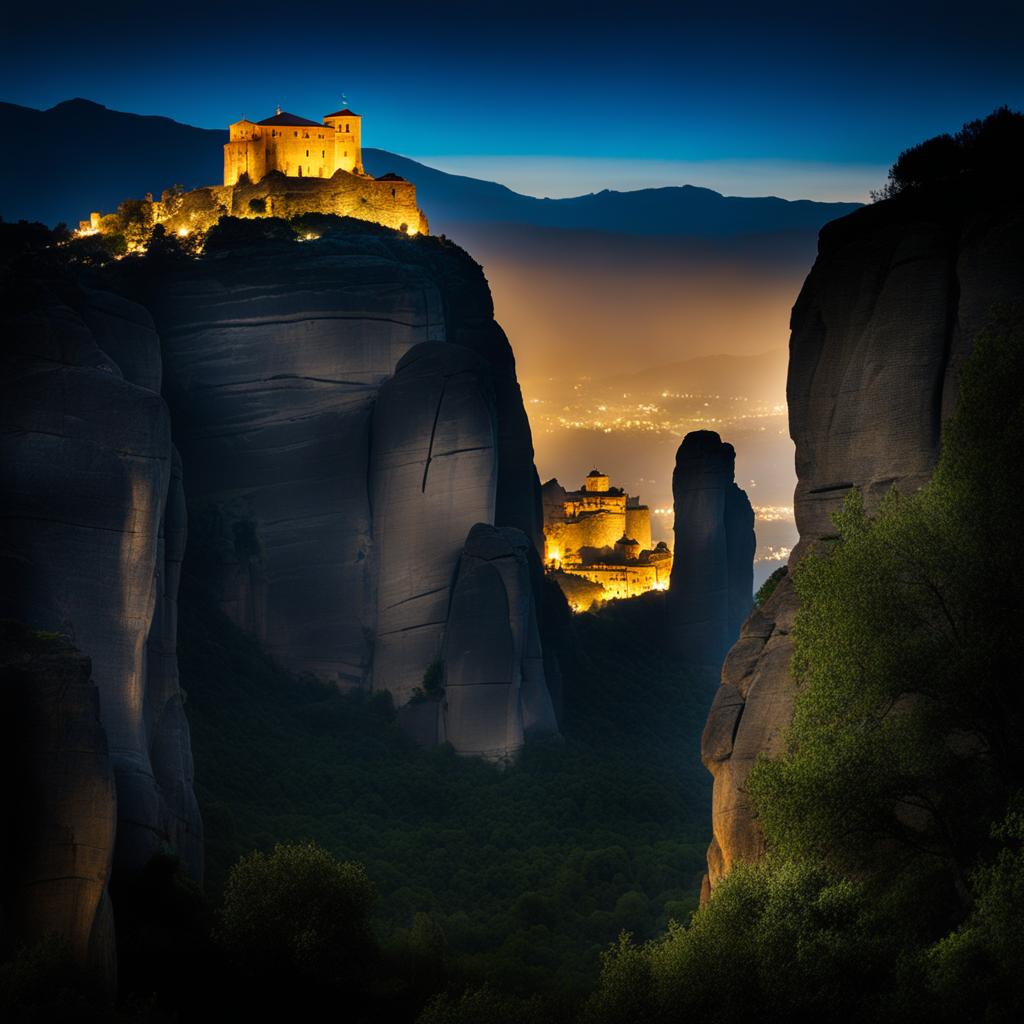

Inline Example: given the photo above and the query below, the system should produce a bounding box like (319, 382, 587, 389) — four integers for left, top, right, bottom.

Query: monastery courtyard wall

(152, 169, 428, 237)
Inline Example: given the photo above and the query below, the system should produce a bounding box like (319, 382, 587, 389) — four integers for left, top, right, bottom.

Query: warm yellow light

(406, 226, 418, 236)
(177, 227, 189, 238)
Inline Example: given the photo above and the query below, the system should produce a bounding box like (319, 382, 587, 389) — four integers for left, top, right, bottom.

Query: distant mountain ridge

(0, 98, 226, 227)
(362, 149, 861, 237)
(0, 98, 861, 234)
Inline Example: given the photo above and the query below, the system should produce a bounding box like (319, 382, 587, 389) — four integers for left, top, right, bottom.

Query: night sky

(5, 1, 1023, 199)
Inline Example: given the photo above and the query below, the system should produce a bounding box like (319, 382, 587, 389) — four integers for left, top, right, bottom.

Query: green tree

(217, 841, 376, 984)
(586, 861, 892, 1024)
(747, 314, 1024, 897)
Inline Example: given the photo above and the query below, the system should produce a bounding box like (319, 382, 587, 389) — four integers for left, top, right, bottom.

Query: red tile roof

(324, 107, 360, 118)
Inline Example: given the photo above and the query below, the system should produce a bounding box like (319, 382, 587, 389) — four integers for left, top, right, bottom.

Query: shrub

(217, 841, 376, 985)
(924, 801, 1024, 1021)
(418, 984, 554, 1024)
(585, 860, 891, 1024)
(754, 565, 786, 606)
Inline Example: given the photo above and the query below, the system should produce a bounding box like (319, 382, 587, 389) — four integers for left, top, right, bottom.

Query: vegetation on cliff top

(871, 106, 1024, 201)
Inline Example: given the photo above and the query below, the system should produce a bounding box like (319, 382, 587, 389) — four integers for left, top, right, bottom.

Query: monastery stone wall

(153, 170, 428, 237)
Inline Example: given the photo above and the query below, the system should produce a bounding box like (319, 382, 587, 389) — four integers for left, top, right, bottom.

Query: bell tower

(323, 103, 363, 174)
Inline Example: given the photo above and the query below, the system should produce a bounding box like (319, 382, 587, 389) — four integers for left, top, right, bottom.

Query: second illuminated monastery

(224, 105, 365, 185)
(542, 470, 672, 610)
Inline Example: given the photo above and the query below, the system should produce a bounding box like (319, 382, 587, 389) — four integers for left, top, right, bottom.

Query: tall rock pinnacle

(668, 430, 755, 674)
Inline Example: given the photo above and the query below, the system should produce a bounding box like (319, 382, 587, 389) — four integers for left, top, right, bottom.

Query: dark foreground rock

(0, 624, 118, 992)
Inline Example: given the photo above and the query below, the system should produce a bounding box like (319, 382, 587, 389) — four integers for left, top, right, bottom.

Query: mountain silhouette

(361, 149, 861, 237)
(1, 99, 860, 235)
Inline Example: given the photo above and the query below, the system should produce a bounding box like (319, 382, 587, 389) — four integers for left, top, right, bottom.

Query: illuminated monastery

(542, 470, 672, 610)
(224, 105, 365, 185)
(79, 102, 427, 239)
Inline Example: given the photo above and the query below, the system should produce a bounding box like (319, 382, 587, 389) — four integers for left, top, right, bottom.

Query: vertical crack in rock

(422, 376, 448, 492)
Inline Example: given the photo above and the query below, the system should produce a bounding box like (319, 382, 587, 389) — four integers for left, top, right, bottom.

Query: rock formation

(371, 343, 499, 704)
(0, 281, 204, 976)
(0, 624, 118, 994)
(0, 223, 559, 989)
(443, 524, 559, 759)
(0, 282, 202, 878)
(701, 191, 1024, 894)
(669, 430, 755, 673)
(147, 228, 544, 700)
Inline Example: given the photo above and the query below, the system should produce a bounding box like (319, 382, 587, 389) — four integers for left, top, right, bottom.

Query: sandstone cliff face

(0, 283, 202, 879)
(148, 231, 543, 699)
(0, 283, 203, 976)
(443, 524, 559, 759)
(139, 226, 552, 752)
(669, 430, 755, 673)
(371, 343, 499, 704)
(702, 195, 1024, 893)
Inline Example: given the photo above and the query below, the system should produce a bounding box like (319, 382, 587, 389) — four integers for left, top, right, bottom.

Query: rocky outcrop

(0, 282, 202, 881)
(371, 343, 499, 704)
(443, 524, 558, 759)
(149, 229, 543, 696)
(701, 192, 1024, 893)
(0, 624, 118, 992)
(0, 282, 203, 985)
(669, 430, 755, 673)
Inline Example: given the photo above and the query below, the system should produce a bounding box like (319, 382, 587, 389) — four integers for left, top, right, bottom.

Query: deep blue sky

(5, 1, 1022, 198)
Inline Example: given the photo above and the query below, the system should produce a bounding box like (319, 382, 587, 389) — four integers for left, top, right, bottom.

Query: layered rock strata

(701, 192, 1024, 893)
(669, 430, 755, 673)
